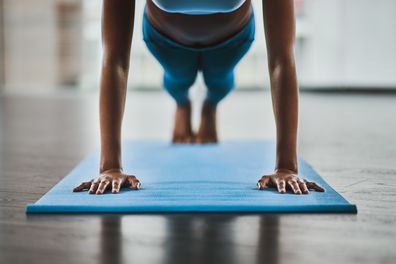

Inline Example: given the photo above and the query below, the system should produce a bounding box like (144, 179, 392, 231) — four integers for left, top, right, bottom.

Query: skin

(257, 0, 325, 194)
(73, 0, 324, 195)
(172, 100, 194, 144)
(195, 100, 218, 144)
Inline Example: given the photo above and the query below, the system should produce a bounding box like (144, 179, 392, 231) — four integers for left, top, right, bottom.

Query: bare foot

(172, 100, 194, 144)
(196, 100, 218, 144)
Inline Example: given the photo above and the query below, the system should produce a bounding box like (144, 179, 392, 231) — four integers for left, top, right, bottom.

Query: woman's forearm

(99, 61, 129, 173)
(263, 0, 299, 172)
(98, 0, 135, 173)
(269, 58, 298, 172)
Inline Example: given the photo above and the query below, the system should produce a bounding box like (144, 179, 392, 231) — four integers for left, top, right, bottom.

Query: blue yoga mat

(26, 140, 357, 213)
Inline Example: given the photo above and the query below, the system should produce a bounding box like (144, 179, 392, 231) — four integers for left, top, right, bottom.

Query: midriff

(146, 0, 252, 48)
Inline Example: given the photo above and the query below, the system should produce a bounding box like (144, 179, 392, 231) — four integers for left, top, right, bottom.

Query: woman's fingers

(298, 180, 309, 194)
(287, 179, 302, 194)
(73, 181, 92, 192)
(126, 175, 141, 190)
(89, 180, 100, 194)
(276, 179, 286, 194)
(257, 176, 270, 190)
(112, 179, 122, 194)
(96, 180, 110, 195)
(304, 180, 325, 192)
(76, 173, 141, 194)
(257, 174, 324, 194)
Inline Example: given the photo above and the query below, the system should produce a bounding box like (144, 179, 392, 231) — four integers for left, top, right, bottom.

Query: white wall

(2, 0, 82, 93)
(300, 0, 396, 88)
(2, 0, 396, 93)
(0, 0, 4, 90)
(3, 0, 58, 92)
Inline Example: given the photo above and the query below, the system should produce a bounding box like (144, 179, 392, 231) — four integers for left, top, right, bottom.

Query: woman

(73, 0, 325, 195)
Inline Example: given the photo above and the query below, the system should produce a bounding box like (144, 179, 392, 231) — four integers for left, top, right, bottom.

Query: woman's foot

(196, 100, 218, 144)
(172, 100, 194, 143)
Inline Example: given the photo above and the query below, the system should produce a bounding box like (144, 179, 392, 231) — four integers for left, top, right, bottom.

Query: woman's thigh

(200, 40, 254, 85)
(143, 13, 199, 81)
(200, 12, 255, 86)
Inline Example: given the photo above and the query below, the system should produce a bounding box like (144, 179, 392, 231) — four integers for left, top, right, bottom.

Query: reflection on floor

(0, 90, 395, 264)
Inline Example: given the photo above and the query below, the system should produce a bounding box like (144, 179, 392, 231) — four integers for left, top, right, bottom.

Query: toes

(172, 135, 194, 144)
(195, 136, 218, 144)
(183, 136, 194, 144)
(172, 136, 181, 144)
(194, 137, 203, 144)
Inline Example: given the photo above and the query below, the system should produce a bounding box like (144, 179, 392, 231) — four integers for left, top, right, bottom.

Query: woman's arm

(258, 0, 324, 194)
(263, 0, 298, 173)
(73, 0, 140, 194)
(100, 0, 135, 172)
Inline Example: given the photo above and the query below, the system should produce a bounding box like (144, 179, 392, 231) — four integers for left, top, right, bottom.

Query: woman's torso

(146, 0, 252, 48)
(151, 0, 246, 14)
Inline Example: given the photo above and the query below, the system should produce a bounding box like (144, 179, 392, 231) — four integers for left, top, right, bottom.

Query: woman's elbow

(102, 50, 131, 73)
(268, 52, 296, 76)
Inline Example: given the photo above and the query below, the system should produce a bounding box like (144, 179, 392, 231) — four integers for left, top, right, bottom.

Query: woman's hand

(73, 169, 141, 195)
(257, 168, 324, 194)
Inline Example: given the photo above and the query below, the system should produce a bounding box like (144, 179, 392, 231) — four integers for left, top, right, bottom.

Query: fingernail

(257, 183, 261, 189)
(136, 182, 141, 190)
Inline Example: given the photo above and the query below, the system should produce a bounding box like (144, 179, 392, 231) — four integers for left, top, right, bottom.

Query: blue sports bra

(151, 0, 246, 15)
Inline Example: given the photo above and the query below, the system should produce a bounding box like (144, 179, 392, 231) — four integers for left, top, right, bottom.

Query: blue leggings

(142, 8, 255, 105)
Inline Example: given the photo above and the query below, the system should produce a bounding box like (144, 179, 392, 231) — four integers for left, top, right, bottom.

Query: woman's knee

(203, 69, 234, 90)
(164, 70, 197, 91)
(163, 71, 197, 104)
(204, 71, 235, 104)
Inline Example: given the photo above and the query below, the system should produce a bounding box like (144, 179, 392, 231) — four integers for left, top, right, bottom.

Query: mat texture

(26, 140, 357, 213)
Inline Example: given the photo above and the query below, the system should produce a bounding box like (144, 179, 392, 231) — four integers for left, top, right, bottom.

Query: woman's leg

(143, 12, 199, 143)
(143, 15, 199, 104)
(201, 37, 255, 104)
(197, 14, 255, 143)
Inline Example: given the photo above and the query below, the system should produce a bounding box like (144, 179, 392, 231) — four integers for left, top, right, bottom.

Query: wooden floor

(0, 91, 395, 264)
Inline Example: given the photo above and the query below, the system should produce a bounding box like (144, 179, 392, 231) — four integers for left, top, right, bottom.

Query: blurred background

(1, 0, 396, 94)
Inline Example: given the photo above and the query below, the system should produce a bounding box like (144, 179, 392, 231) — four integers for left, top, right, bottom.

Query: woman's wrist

(101, 168, 123, 174)
(275, 167, 298, 174)
(275, 144, 298, 173)
(100, 158, 123, 173)
(275, 158, 298, 173)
